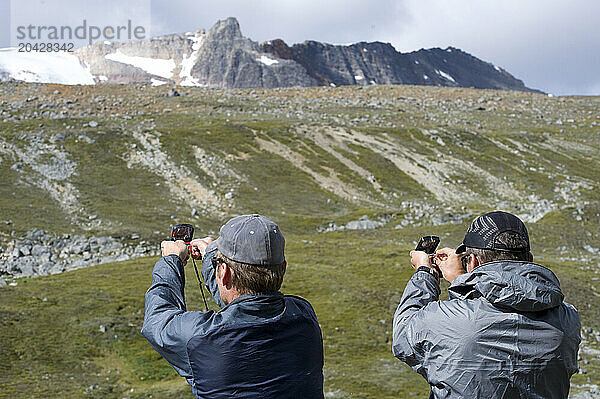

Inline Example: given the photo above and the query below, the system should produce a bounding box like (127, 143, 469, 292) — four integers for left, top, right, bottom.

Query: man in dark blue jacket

(141, 214, 324, 398)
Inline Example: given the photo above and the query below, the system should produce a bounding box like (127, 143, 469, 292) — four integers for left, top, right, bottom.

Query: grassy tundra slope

(0, 81, 599, 398)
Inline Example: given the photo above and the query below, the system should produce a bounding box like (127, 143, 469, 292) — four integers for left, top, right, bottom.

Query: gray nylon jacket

(392, 260, 581, 399)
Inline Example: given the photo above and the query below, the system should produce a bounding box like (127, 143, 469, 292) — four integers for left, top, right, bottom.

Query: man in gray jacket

(142, 214, 324, 398)
(392, 210, 581, 398)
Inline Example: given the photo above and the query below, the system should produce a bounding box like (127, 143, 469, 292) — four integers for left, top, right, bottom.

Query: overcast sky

(4, 0, 599, 95)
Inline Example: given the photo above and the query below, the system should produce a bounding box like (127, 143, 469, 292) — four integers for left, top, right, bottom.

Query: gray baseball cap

(215, 214, 285, 266)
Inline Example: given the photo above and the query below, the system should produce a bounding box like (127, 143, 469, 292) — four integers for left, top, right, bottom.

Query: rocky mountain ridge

(260, 38, 537, 92)
(1, 17, 540, 92)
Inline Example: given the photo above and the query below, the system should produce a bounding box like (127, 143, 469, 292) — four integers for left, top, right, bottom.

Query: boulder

(17, 244, 32, 256)
(31, 244, 50, 257)
(49, 263, 65, 275)
(26, 228, 45, 241)
(345, 216, 384, 230)
(38, 262, 56, 275)
(18, 263, 35, 278)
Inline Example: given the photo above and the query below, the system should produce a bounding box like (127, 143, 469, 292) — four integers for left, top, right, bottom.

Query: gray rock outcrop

(0, 228, 158, 281)
(75, 17, 317, 88)
(317, 215, 387, 232)
(188, 18, 317, 88)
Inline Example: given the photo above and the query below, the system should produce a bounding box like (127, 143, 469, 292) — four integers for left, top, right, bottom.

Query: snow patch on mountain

(151, 78, 167, 86)
(180, 31, 205, 87)
(0, 48, 94, 85)
(105, 49, 175, 79)
(257, 55, 278, 66)
(436, 69, 456, 82)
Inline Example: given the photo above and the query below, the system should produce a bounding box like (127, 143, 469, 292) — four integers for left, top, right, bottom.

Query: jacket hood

(449, 261, 564, 312)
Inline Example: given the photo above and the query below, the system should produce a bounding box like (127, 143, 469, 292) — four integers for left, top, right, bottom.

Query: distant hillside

(1, 17, 540, 92)
(0, 81, 597, 262)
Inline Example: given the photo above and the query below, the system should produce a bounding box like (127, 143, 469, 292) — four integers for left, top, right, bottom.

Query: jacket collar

(448, 260, 564, 311)
(220, 292, 285, 318)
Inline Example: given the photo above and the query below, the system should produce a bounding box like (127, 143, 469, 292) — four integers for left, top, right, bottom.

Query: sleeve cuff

(162, 254, 185, 276)
(415, 266, 440, 282)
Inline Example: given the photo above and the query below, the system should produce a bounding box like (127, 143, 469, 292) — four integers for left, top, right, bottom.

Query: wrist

(164, 253, 185, 265)
(416, 265, 439, 280)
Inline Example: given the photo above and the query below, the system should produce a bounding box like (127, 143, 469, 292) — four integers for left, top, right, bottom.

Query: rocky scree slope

(0, 228, 157, 284)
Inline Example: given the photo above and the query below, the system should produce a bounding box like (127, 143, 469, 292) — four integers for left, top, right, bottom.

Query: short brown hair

(215, 251, 286, 295)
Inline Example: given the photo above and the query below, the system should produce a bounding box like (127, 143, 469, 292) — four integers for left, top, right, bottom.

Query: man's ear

(467, 254, 479, 272)
(221, 264, 233, 289)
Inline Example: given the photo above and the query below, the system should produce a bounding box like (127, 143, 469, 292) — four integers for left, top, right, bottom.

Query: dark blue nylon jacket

(141, 242, 324, 398)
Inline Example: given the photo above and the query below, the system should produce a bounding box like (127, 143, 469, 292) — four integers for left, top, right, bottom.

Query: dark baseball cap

(456, 211, 530, 254)
(215, 214, 285, 266)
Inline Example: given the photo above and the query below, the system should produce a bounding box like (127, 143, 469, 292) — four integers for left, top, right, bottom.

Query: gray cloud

(1, 1, 10, 47)
(150, 0, 409, 45)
